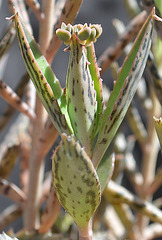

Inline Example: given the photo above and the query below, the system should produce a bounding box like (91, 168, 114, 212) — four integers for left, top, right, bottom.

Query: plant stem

(38, 182, 61, 233)
(138, 88, 161, 231)
(39, 0, 55, 54)
(24, 0, 55, 231)
(78, 220, 93, 240)
(142, 90, 160, 191)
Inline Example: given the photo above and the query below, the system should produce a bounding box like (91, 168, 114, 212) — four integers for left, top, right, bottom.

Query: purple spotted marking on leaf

(52, 133, 101, 229)
(92, 9, 155, 168)
(66, 34, 98, 157)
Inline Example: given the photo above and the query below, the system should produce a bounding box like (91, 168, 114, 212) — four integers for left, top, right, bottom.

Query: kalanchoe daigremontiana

(52, 134, 101, 239)
(12, 9, 157, 164)
(11, 8, 161, 239)
(56, 23, 103, 157)
(56, 22, 102, 47)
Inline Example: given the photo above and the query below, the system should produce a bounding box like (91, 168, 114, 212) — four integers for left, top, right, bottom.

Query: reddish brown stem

(78, 220, 93, 240)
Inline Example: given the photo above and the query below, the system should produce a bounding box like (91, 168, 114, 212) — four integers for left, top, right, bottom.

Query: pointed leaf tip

(92, 8, 154, 167)
(14, 12, 73, 135)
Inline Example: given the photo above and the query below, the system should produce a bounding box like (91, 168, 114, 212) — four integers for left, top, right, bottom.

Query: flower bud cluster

(56, 22, 102, 46)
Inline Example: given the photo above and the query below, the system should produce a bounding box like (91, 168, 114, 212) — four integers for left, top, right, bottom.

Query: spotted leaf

(66, 34, 97, 157)
(13, 12, 73, 135)
(52, 134, 101, 230)
(92, 8, 157, 167)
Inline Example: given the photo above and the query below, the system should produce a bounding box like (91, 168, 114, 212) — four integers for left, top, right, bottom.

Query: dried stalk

(25, 0, 44, 21)
(0, 204, 22, 231)
(38, 181, 61, 233)
(139, 90, 161, 229)
(0, 78, 35, 120)
(0, 178, 26, 207)
(104, 180, 162, 224)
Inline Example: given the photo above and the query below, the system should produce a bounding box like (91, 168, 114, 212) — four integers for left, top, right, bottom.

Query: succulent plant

(0, 1, 162, 240)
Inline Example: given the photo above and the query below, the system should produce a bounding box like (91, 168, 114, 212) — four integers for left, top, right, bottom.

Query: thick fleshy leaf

(52, 134, 101, 230)
(66, 35, 97, 157)
(13, 12, 73, 135)
(97, 153, 115, 193)
(86, 43, 103, 139)
(92, 9, 156, 167)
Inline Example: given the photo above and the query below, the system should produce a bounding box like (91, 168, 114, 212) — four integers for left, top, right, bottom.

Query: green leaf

(155, 0, 162, 16)
(86, 43, 103, 140)
(97, 153, 115, 193)
(78, 27, 91, 41)
(92, 9, 155, 167)
(66, 35, 97, 157)
(52, 134, 101, 230)
(56, 29, 71, 42)
(13, 12, 73, 135)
